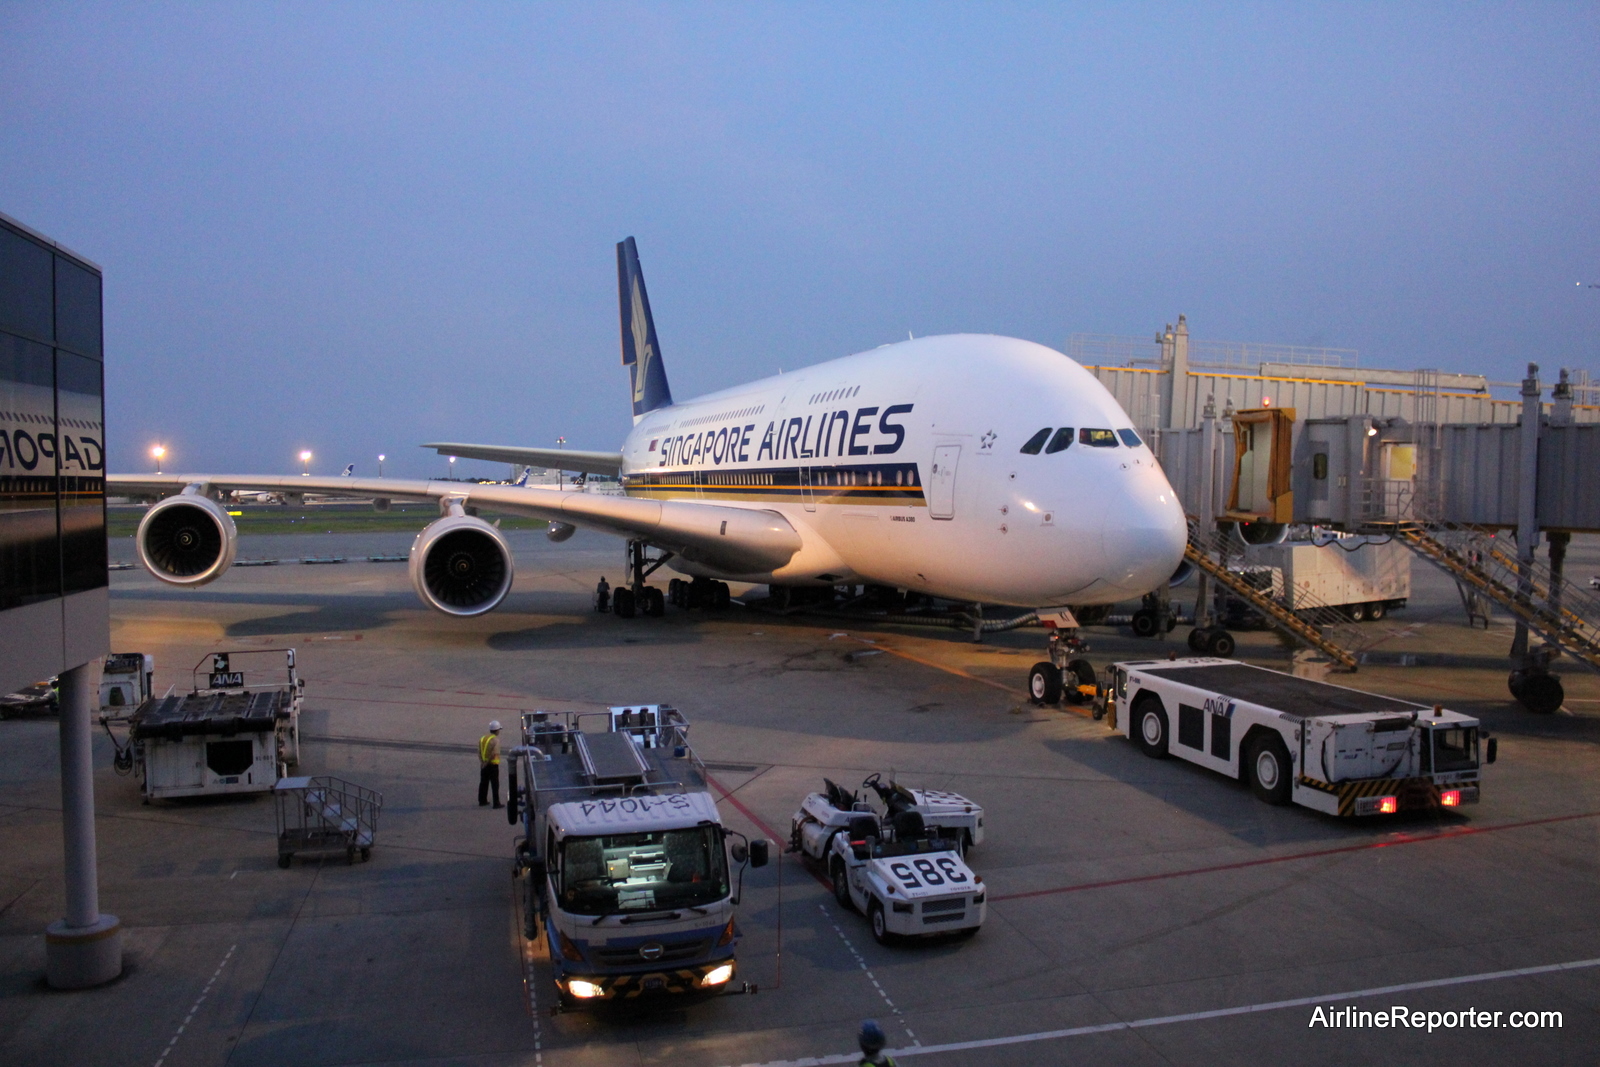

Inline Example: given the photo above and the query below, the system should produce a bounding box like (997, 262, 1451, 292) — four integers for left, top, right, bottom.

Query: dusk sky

(3, 3, 1596, 479)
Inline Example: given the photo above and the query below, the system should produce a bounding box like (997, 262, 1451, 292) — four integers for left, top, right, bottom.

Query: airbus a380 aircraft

(109, 238, 1187, 623)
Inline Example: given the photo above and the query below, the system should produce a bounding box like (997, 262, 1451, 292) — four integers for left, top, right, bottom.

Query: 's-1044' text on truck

(507, 705, 768, 1009)
(1105, 658, 1496, 817)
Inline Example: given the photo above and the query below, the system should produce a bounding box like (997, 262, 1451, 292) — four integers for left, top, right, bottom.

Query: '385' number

(888, 857, 967, 888)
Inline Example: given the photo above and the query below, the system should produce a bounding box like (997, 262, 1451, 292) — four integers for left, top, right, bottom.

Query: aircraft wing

(420, 442, 623, 476)
(105, 474, 801, 574)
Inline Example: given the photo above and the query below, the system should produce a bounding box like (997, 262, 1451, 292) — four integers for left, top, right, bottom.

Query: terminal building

(0, 209, 118, 987)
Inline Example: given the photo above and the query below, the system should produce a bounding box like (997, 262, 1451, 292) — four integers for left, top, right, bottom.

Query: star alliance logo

(980, 429, 997, 452)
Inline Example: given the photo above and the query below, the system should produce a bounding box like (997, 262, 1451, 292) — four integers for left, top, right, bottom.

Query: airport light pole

(299, 450, 312, 477)
(151, 445, 165, 474)
(448, 455, 456, 479)
(377, 454, 385, 478)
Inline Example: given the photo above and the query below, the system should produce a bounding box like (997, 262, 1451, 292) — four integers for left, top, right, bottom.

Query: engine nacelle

(409, 514, 515, 616)
(546, 521, 576, 543)
(136, 493, 239, 586)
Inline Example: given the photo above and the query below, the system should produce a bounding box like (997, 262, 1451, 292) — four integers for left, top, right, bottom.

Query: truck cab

(510, 705, 767, 1006)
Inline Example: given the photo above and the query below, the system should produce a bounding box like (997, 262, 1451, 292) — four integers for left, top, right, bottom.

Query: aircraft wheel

(643, 587, 665, 617)
(1130, 609, 1159, 638)
(1186, 627, 1207, 652)
(1064, 658, 1096, 705)
(1132, 693, 1169, 758)
(1512, 671, 1563, 714)
(1028, 662, 1062, 705)
(613, 588, 636, 619)
(711, 581, 731, 610)
(1207, 630, 1236, 657)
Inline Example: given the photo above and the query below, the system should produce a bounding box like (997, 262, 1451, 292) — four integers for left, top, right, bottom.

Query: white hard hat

(489, 720, 501, 731)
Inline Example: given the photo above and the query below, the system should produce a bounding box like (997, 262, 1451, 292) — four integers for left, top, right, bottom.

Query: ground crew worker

(478, 721, 502, 808)
(857, 1020, 895, 1066)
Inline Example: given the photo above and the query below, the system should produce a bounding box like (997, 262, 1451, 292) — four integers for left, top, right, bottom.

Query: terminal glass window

(57, 351, 106, 594)
(558, 827, 729, 915)
(0, 226, 53, 343)
(54, 257, 103, 359)
(0, 333, 60, 610)
(1079, 428, 1119, 447)
(1044, 427, 1074, 454)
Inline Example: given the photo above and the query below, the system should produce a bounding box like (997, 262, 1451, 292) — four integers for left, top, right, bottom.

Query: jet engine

(409, 514, 514, 616)
(136, 493, 238, 586)
(546, 521, 576, 543)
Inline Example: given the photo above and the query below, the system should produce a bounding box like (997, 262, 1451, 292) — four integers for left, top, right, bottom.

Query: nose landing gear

(1028, 627, 1096, 707)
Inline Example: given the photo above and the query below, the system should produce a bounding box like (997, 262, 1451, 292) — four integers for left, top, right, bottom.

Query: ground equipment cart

(274, 776, 382, 866)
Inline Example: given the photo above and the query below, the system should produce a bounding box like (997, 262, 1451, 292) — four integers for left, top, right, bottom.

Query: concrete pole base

(45, 914, 123, 989)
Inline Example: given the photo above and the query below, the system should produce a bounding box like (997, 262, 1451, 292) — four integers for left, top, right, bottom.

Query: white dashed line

(153, 942, 235, 1067)
(819, 904, 919, 1047)
(516, 883, 544, 1066)
(717, 954, 1600, 1067)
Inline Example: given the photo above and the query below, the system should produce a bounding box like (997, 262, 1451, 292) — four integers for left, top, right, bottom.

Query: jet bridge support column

(45, 662, 123, 988)
(1510, 364, 1541, 664)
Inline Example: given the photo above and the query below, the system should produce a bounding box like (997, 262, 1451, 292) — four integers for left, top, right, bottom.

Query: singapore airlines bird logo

(631, 276, 653, 405)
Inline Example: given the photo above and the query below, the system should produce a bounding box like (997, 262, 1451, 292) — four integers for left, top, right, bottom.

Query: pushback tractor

(507, 705, 769, 1008)
(1105, 658, 1495, 816)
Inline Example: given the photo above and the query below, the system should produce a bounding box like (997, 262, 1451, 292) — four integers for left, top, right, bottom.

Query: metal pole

(46, 661, 122, 988)
(1510, 364, 1541, 662)
(59, 663, 99, 926)
(1193, 396, 1218, 629)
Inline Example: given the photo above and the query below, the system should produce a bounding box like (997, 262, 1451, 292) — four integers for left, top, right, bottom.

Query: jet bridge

(1157, 366, 1600, 713)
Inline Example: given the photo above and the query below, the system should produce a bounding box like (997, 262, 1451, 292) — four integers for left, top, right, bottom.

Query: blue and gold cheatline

(623, 461, 925, 507)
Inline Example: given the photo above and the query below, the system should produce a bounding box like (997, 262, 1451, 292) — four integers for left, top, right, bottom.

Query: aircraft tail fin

(617, 236, 673, 420)
(341, 463, 354, 477)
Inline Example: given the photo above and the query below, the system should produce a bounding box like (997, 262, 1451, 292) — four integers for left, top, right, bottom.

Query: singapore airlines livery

(109, 238, 1187, 619)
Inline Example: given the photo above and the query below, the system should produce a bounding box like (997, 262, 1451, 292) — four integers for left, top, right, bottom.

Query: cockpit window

(1044, 427, 1074, 454)
(1117, 429, 1143, 448)
(1020, 428, 1051, 455)
(1079, 428, 1118, 447)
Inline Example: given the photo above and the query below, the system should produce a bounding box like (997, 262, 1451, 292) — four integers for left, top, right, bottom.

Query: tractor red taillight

(1440, 789, 1461, 807)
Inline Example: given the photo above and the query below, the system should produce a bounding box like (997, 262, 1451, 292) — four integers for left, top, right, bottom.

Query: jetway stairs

(1388, 524, 1600, 676)
(1184, 525, 1363, 670)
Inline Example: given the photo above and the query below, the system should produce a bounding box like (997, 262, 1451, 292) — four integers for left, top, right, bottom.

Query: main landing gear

(1028, 628, 1096, 708)
(593, 540, 731, 620)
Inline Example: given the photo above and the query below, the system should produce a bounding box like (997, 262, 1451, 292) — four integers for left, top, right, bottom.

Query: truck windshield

(558, 827, 728, 915)
(1432, 726, 1477, 772)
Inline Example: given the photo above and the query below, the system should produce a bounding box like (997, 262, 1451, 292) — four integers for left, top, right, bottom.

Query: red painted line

(310, 694, 527, 712)
(705, 771, 832, 890)
(992, 810, 1600, 903)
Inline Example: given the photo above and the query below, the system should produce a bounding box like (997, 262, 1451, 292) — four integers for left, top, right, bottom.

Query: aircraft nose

(1099, 466, 1188, 596)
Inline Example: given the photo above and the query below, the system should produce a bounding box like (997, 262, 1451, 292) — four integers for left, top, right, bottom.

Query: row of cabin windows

(1019, 427, 1143, 455)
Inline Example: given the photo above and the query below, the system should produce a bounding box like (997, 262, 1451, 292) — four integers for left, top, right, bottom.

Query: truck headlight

(567, 979, 604, 999)
(702, 963, 734, 987)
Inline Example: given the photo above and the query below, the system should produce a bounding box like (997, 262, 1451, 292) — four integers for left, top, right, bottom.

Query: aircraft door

(929, 444, 961, 520)
(799, 467, 816, 512)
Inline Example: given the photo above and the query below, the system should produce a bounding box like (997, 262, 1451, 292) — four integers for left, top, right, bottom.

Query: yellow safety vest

(479, 733, 500, 765)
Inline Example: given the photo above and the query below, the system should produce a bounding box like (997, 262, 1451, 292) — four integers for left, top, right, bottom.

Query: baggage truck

(508, 705, 769, 1007)
(1105, 658, 1494, 816)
